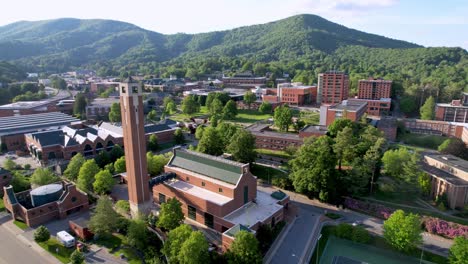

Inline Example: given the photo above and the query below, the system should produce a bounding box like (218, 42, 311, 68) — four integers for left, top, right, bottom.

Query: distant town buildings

(317, 71, 349, 105)
(153, 148, 289, 250)
(0, 92, 74, 117)
(85, 97, 120, 120)
(222, 73, 267, 88)
(3, 182, 89, 227)
(435, 93, 468, 123)
(319, 100, 367, 126)
(422, 154, 468, 209)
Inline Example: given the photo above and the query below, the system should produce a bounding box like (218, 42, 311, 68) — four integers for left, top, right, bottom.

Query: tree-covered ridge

(0, 61, 26, 82)
(0, 14, 420, 71)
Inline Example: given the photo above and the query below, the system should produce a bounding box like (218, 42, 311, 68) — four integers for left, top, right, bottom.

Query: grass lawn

(158, 141, 176, 151)
(255, 148, 292, 160)
(325, 213, 342, 219)
(13, 220, 29, 230)
(251, 163, 288, 183)
(113, 247, 141, 264)
(94, 233, 123, 250)
(0, 198, 5, 212)
(398, 133, 448, 150)
(233, 109, 272, 124)
(310, 226, 447, 264)
(170, 106, 210, 122)
(38, 238, 74, 264)
(300, 111, 320, 125)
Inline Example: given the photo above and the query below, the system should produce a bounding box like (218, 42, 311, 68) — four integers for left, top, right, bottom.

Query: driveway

(268, 201, 321, 264)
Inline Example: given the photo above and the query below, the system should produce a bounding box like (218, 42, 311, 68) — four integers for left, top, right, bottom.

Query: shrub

(115, 200, 130, 215)
(335, 223, 353, 240)
(34, 226, 50, 242)
(70, 250, 85, 264)
(423, 217, 468, 239)
(344, 197, 394, 219)
(351, 226, 371, 243)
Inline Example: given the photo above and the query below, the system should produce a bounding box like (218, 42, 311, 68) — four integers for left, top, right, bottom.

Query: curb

(263, 215, 297, 264)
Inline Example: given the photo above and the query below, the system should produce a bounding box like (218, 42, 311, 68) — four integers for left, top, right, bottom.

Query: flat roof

(245, 123, 270, 132)
(425, 154, 468, 173)
(329, 100, 367, 112)
(421, 163, 468, 186)
(87, 98, 120, 107)
(165, 180, 233, 205)
(436, 103, 468, 108)
(223, 191, 284, 228)
(0, 112, 80, 136)
(300, 125, 328, 134)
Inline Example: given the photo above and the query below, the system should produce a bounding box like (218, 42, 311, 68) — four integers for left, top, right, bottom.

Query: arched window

(96, 142, 104, 151)
(106, 141, 115, 150)
(71, 152, 78, 158)
(48, 152, 56, 160)
(84, 144, 93, 156)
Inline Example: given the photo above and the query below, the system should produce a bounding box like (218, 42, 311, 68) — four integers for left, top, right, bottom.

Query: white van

(56, 231, 75, 248)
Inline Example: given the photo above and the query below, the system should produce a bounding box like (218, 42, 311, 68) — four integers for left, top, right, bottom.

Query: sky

(1, 0, 467, 49)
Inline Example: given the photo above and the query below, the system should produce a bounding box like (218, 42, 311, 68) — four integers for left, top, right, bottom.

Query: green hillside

(0, 15, 420, 70)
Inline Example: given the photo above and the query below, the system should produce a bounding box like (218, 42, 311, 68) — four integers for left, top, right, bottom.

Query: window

(202, 182, 205, 187)
(71, 197, 77, 203)
(188, 205, 196, 220)
(204, 213, 214, 229)
(159, 193, 166, 204)
(218, 188, 223, 193)
(244, 186, 249, 204)
(121, 86, 126, 93)
(132, 86, 138, 93)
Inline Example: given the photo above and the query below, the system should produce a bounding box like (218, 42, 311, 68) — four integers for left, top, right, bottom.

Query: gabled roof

(32, 130, 65, 147)
(169, 149, 245, 185)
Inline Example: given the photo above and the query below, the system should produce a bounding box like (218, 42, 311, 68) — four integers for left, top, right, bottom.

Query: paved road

(269, 202, 321, 264)
(0, 214, 59, 264)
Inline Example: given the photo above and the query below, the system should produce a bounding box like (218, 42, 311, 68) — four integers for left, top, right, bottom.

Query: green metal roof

(224, 224, 252, 238)
(170, 149, 244, 185)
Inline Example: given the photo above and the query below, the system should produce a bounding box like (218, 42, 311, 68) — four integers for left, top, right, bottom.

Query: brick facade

(357, 78, 392, 99)
(318, 72, 349, 105)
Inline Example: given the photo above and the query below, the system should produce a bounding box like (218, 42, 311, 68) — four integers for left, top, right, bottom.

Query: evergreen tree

(420, 96, 435, 120)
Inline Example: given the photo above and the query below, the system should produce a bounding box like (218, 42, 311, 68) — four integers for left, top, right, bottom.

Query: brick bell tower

(119, 77, 151, 217)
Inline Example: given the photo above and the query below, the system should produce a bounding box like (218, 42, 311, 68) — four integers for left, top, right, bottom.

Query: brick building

(319, 100, 367, 126)
(435, 93, 468, 123)
(402, 119, 468, 145)
(222, 75, 266, 88)
(421, 154, 468, 209)
(275, 83, 317, 106)
(358, 78, 392, 99)
(3, 182, 89, 227)
(0, 112, 80, 152)
(317, 71, 349, 105)
(246, 123, 327, 151)
(89, 81, 119, 93)
(348, 98, 391, 116)
(85, 97, 120, 121)
(25, 120, 177, 164)
(0, 168, 12, 190)
(153, 148, 289, 250)
(0, 99, 74, 118)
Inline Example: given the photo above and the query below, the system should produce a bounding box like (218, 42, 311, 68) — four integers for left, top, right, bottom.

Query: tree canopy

(64, 153, 85, 181)
(108, 102, 121, 123)
(228, 231, 262, 264)
(420, 96, 435, 120)
(449, 236, 468, 264)
(383, 210, 422, 252)
(93, 170, 115, 194)
(198, 127, 224, 156)
(274, 105, 292, 132)
(157, 198, 184, 230)
(89, 196, 121, 237)
(227, 129, 256, 163)
(77, 159, 100, 193)
(30, 168, 60, 186)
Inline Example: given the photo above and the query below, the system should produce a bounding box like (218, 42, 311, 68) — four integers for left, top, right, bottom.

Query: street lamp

(316, 234, 322, 264)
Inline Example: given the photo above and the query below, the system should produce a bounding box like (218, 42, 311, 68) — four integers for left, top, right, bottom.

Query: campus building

(0, 97, 74, 118)
(421, 154, 468, 209)
(435, 93, 468, 123)
(246, 123, 327, 151)
(317, 71, 349, 105)
(274, 83, 317, 106)
(402, 119, 468, 145)
(3, 182, 89, 227)
(348, 98, 391, 116)
(152, 148, 289, 250)
(357, 78, 392, 99)
(319, 100, 368, 126)
(0, 112, 80, 152)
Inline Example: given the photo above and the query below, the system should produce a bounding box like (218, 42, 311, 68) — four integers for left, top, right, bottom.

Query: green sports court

(319, 236, 435, 264)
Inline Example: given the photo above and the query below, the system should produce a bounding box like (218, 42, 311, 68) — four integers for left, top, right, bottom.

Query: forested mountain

(0, 14, 466, 111)
(0, 15, 419, 71)
(0, 61, 26, 83)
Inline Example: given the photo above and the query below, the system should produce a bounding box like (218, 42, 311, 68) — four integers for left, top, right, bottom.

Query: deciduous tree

(157, 198, 184, 230)
(126, 219, 149, 251)
(108, 102, 121, 123)
(449, 236, 468, 264)
(89, 196, 121, 237)
(227, 130, 256, 163)
(383, 210, 422, 252)
(181, 95, 200, 115)
(70, 250, 85, 264)
(259, 102, 272, 114)
(289, 136, 338, 202)
(109, 144, 124, 162)
(147, 134, 159, 152)
(73, 93, 87, 117)
(77, 159, 100, 193)
(174, 128, 185, 144)
(420, 96, 435, 120)
(179, 231, 209, 264)
(243, 91, 256, 109)
(198, 127, 224, 156)
(64, 153, 85, 181)
(438, 138, 468, 160)
(114, 156, 126, 173)
(223, 100, 238, 119)
(30, 168, 59, 186)
(274, 105, 292, 132)
(162, 224, 193, 263)
(34, 226, 50, 242)
(228, 231, 262, 264)
(93, 170, 115, 194)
